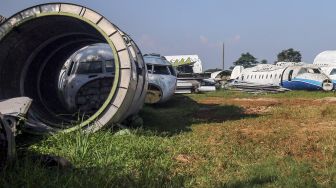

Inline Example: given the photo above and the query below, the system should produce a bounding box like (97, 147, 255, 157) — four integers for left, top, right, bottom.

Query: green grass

(1, 90, 336, 187)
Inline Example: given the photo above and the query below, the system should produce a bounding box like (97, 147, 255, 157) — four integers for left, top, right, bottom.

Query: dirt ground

(194, 96, 336, 162)
(197, 97, 336, 114)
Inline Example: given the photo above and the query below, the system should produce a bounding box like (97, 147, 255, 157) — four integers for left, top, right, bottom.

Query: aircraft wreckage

(0, 3, 150, 165)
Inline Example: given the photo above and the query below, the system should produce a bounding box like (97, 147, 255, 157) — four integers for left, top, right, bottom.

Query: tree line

(230, 48, 302, 69)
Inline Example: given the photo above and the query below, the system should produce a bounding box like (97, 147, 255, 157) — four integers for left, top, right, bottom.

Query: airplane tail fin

(230, 66, 244, 80)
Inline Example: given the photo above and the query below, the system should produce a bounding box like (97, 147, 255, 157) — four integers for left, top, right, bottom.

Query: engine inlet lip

(0, 3, 123, 133)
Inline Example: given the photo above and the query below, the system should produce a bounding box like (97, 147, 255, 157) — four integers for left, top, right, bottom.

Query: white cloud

(233, 34, 241, 42)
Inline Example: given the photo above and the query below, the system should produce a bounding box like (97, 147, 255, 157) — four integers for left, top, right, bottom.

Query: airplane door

(288, 70, 294, 81)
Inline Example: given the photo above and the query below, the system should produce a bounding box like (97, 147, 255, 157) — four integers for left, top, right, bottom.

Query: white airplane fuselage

(231, 64, 333, 91)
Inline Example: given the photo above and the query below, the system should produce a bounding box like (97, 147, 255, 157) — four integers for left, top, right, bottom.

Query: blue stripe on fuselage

(282, 78, 323, 90)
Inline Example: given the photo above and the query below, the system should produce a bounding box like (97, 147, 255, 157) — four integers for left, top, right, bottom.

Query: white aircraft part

(230, 66, 244, 80)
(312, 51, 336, 85)
(144, 55, 177, 104)
(165, 55, 203, 73)
(313, 51, 336, 66)
(198, 86, 216, 92)
(276, 62, 305, 66)
(231, 64, 333, 91)
(211, 71, 223, 79)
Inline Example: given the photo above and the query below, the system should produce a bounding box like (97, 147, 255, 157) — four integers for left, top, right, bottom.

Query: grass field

(1, 90, 336, 187)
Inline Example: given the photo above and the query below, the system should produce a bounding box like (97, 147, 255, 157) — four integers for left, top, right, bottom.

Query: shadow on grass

(1, 151, 189, 188)
(140, 95, 259, 136)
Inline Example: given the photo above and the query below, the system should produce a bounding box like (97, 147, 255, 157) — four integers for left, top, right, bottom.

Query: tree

(260, 59, 268, 64)
(232, 52, 259, 68)
(277, 48, 302, 62)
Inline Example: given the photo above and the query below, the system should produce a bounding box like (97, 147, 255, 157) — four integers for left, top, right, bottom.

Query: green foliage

(260, 59, 268, 64)
(232, 52, 260, 68)
(277, 48, 302, 62)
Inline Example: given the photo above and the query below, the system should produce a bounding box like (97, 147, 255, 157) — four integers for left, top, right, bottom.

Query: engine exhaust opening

(0, 15, 115, 129)
(0, 3, 148, 133)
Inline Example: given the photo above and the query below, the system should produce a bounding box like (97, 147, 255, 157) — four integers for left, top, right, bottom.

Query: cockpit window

(168, 66, 176, 76)
(299, 68, 321, 74)
(298, 68, 307, 74)
(153, 65, 170, 75)
(147, 64, 153, 73)
(76, 61, 103, 74)
(67, 61, 75, 76)
(307, 68, 320, 74)
(330, 69, 336, 75)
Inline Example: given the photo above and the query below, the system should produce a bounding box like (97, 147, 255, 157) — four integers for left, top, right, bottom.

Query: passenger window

(153, 65, 170, 75)
(266, 74, 268, 79)
(270, 74, 272, 79)
(242, 75, 244, 80)
(275, 74, 277, 78)
(247, 75, 249, 79)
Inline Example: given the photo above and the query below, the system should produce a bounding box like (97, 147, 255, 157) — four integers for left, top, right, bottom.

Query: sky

(1, 0, 336, 70)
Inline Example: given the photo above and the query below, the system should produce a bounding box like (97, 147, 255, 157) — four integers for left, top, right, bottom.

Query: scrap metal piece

(0, 97, 32, 168)
(144, 54, 177, 104)
(0, 97, 32, 117)
(0, 15, 5, 24)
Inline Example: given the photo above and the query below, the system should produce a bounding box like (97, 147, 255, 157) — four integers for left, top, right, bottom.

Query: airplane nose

(322, 79, 334, 91)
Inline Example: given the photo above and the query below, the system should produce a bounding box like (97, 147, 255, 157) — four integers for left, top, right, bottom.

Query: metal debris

(0, 15, 5, 24)
(229, 82, 291, 93)
(0, 97, 32, 168)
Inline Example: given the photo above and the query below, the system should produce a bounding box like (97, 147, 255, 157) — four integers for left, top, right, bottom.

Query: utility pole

(222, 42, 225, 70)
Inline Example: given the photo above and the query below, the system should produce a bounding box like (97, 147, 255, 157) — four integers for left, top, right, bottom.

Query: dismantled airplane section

(0, 3, 150, 135)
